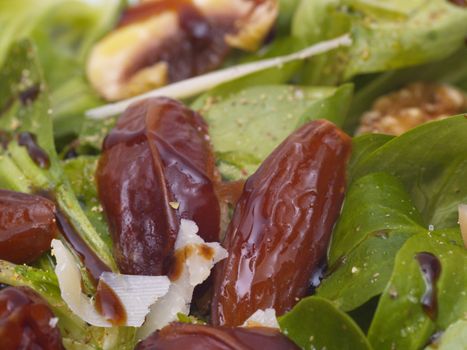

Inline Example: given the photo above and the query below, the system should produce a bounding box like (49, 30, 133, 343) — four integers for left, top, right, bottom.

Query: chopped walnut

(356, 82, 467, 136)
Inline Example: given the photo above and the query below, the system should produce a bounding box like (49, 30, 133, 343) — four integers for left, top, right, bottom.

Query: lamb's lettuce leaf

(292, 0, 467, 85)
(426, 319, 467, 350)
(318, 173, 425, 311)
(0, 0, 122, 143)
(351, 115, 467, 229)
(199, 83, 353, 180)
(0, 39, 135, 350)
(368, 230, 466, 350)
(278, 296, 372, 350)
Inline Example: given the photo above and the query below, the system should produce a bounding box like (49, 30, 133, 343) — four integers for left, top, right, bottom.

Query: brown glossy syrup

(169, 244, 214, 281)
(19, 85, 40, 105)
(95, 281, 127, 326)
(17, 132, 50, 169)
(215, 180, 246, 207)
(55, 208, 111, 284)
(415, 252, 441, 320)
(118, 0, 192, 27)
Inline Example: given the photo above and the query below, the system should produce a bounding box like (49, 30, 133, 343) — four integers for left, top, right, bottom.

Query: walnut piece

(86, 0, 278, 101)
(357, 82, 467, 136)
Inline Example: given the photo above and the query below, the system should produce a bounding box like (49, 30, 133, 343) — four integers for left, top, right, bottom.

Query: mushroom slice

(86, 0, 278, 101)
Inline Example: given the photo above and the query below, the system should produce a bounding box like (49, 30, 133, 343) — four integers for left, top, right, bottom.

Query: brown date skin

(97, 97, 220, 275)
(136, 322, 299, 350)
(212, 120, 352, 326)
(0, 190, 57, 264)
(0, 286, 64, 350)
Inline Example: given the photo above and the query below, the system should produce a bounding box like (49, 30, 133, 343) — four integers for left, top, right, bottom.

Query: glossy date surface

(212, 120, 352, 326)
(97, 97, 220, 275)
(0, 190, 57, 264)
(0, 286, 63, 350)
(136, 322, 299, 350)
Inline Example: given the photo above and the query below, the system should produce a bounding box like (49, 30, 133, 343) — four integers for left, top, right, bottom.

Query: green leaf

(76, 115, 118, 154)
(277, 0, 302, 35)
(29, 0, 121, 141)
(0, 0, 122, 141)
(0, 40, 116, 275)
(317, 172, 424, 310)
(426, 319, 467, 350)
(351, 116, 467, 229)
(201, 83, 353, 180)
(292, 0, 351, 85)
(328, 173, 424, 264)
(348, 134, 394, 174)
(344, 1, 467, 79)
(291, 0, 467, 85)
(278, 296, 372, 350)
(368, 230, 467, 350)
(318, 231, 414, 311)
(0, 259, 96, 347)
(63, 156, 112, 248)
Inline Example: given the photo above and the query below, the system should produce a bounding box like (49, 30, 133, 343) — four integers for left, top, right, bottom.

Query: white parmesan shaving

(85, 34, 352, 120)
(100, 272, 170, 326)
(51, 239, 170, 327)
(459, 204, 467, 248)
(138, 219, 228, 339)
(242, 309, 280, 329)
(48, 317, 59, 328)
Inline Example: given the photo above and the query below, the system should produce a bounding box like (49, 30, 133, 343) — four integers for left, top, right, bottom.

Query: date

(0, 190, 57, 264)
(136, 322, 299, 350)
(212, 120, 351, 326)
(97, 97, 220, 275)
(0, 286, 63, 350)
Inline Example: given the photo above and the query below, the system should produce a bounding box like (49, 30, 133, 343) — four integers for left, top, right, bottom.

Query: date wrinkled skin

(212, 120, 352, 326)
(97, 97, 220, 275)
(0, 190, 57, 264)
(136, 322, 299, 350)
(0, 286, 64, 350)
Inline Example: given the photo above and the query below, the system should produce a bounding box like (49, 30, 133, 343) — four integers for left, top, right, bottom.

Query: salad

(0, 0, 466, 349)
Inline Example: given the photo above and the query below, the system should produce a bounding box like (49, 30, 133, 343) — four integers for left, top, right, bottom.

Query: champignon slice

(356, 82, 467, 136)
(86, 0, 278, 101)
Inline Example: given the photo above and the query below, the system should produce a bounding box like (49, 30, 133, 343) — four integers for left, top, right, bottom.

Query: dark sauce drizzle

(447, 0, 466, 7)
(308, 259, 328, 294)
(55, 208, 111, 284)
(415, 252, 442, 320)
(95, 281, 127, 326)
(17, 132, 50, 169)
(19, 85, 40, 106)
(0, 131, 11, 149)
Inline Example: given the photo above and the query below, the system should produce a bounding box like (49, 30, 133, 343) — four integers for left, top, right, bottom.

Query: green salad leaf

(292, 0, 351, 86)
(292, 0, 467, 85)
(0, 40, 116, 279)
(426, 319, 467, 350)
(278, 296, 372, 350)
(368, 230, 467, 350)
(351, 115, 467, 228)
(0, 0, 122, 143)
(0, 39, 136, 350)
(198, 83, 353, 180)
(318, 173, 425, 311)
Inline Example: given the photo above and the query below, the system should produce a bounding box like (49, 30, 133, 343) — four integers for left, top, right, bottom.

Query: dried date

(97, 97, 220, 275)
(136, 322, 299, 350)
(0, 190, 57, 264)
(212, 120, 352, 326)
(0, 286, 63, 350)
